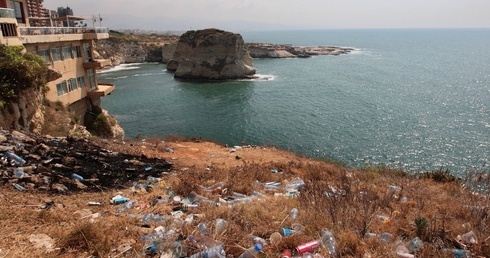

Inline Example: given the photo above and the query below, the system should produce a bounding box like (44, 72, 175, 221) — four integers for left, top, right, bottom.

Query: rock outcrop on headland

(246, 43, 354, 58)
(166, 29, 256, 80)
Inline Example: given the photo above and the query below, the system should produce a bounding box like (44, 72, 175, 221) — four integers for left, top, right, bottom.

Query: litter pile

(1, 130, 172, 193)
(0, 130, 485, 257)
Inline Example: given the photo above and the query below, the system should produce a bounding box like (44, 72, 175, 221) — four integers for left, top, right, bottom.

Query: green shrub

(0, 45, 48, 103)
(85, 112, 112, 137)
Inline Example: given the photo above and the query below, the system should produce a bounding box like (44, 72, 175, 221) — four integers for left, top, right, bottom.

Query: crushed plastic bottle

(189, 234, 223, 250)
(406, 237, 423, 253)
(14, 167, 28, 179)
(320, 230, 338, 257)
(460, 231, 478, 244)
(141, 212, 166, 225)
(284, 177, 305, 192)
(188, 245, 226, 258)
(238, 243, 262, 258)
(116, 199, 135, 213)
(441, 248, 472, 258)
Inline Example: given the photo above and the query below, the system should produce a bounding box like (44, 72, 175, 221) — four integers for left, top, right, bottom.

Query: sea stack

(166, 28, 256, 80)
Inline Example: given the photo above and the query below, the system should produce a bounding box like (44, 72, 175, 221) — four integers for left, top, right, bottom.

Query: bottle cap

(255, 243, 262, 251)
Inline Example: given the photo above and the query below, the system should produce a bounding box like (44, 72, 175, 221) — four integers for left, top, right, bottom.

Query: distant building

(56, 6, 74, 26)
(0, 0, 114, 124)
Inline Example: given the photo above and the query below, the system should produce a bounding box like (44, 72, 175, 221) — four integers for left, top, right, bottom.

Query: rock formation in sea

(166, 28, 256, 80)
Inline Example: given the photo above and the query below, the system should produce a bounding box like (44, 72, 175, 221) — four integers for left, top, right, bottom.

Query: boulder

(167, 28, 255, 80)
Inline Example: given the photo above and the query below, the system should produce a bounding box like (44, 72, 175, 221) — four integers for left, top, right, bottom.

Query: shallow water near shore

(99, 29, 490, 175)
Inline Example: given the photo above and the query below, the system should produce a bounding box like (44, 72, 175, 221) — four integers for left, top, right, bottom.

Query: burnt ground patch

(1, 131, 172, 193)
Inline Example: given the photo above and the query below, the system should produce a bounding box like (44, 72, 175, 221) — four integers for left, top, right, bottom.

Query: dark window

(68, 78, 77, 91)
(9, 1, 25, 24)
(56, 81, 68, 96)
(0, 23, 18, 37)
(37, 49, 50, 63)
(51, 47, 62, 62)
(62, 46, 72, 60)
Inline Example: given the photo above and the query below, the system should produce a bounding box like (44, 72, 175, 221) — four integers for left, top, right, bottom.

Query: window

(62, 46, 72, 60)
(0, 23, 18, 37)
(87, 69, 96, 90)
(9, 1, 25, 24)
(51, 47, 62, 62)
(73, 46, 82, 58)
(37, 49, 50, 63)
(56, 81, 68, 96)
(68, 78, 77, 92)
(82, 43, 91, 62)
(76, 76, 86, 88)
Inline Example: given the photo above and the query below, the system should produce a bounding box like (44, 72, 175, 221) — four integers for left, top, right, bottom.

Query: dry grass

(1, 138, 489, 257)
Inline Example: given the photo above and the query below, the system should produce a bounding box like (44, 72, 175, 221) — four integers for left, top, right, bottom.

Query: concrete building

(0, 0, 114, 123)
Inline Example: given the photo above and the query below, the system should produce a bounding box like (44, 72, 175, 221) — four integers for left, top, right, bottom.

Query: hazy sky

(44, 0, 490, 31)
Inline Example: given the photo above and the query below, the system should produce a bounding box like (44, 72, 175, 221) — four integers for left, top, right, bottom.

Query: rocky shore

(246, 43, 354, 58)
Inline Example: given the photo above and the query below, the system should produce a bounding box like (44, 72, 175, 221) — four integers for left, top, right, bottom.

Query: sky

(44, 0, 490, 31)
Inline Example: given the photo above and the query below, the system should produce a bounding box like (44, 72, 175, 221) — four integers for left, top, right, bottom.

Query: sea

(98, 29, 490, 175)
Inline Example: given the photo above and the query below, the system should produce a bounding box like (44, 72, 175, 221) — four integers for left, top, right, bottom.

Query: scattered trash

(238, 243, 262, 258)
(320, 230, 337, 257)
(12, 183, 25, 191)
(441, 248, 472, 258)
(28, 233, 55, 253)
(290, 207, 299, 220)
(296, 240, 320, 255)
(110, 195, 129, 205)
(459, 231, 478, 244)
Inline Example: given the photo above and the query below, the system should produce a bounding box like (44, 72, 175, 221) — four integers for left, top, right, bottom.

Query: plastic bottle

(71, 173, 84, 182)
(116, 200, 135, 213)
(5, 151, 26, 165)
(460, 231, 478, 244)
(284, 177, 305, 192)
(320, 230, 338, 257)
(14, 167, 28, 178)
(189, 233, 222, 249)
(142, 212, 165, 224)
(246, 234, 268, 247)
(12, 183, 25, 191)
(238, 243, 262, 258)
(197, 222, 209, 234)
(406, 237, 423, 253)
(215, 218, 227, 235)
(290, 207, 299, 220)
(441, 248, 472, 258)
(110, 195, 129, 205)
(188, 245, 226, 258)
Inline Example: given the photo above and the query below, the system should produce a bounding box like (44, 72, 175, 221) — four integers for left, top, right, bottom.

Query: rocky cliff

(166, 29, 256, 80)
(0, 87, 44, 133)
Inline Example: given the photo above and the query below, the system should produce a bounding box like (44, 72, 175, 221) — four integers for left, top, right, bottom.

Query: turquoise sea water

(98, 29, 490, 175)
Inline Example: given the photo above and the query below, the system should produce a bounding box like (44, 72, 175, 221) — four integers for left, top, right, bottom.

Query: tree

(0, 45, 48, 105)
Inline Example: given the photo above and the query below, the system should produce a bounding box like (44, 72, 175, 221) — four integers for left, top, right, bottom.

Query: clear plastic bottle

(320, 230, 338, 257)
(290, 207, 299, 220)
(116, 200, 135, 213)
(247, 234, 268, 247)
(188, 245, 226, 258)
(238, 243, 262, 258)
(5, 151, 26, 165)
(406, 237, 423, 253)
(441, 248, 472, 258)
(215, 218, 227, 235)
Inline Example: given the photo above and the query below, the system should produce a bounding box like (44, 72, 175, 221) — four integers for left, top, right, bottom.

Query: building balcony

(87, 83, 115, 98)
(19, 26, 109, 44)
(0, 8, 15, 19)
(83, 59, 111, 69)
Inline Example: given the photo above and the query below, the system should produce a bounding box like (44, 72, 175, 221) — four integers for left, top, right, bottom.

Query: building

(0, 0, 114, 124)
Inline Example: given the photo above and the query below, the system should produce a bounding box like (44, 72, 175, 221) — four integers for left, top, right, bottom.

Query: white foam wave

(239, 74, 276, 82)
(98, 63, 143, 74)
